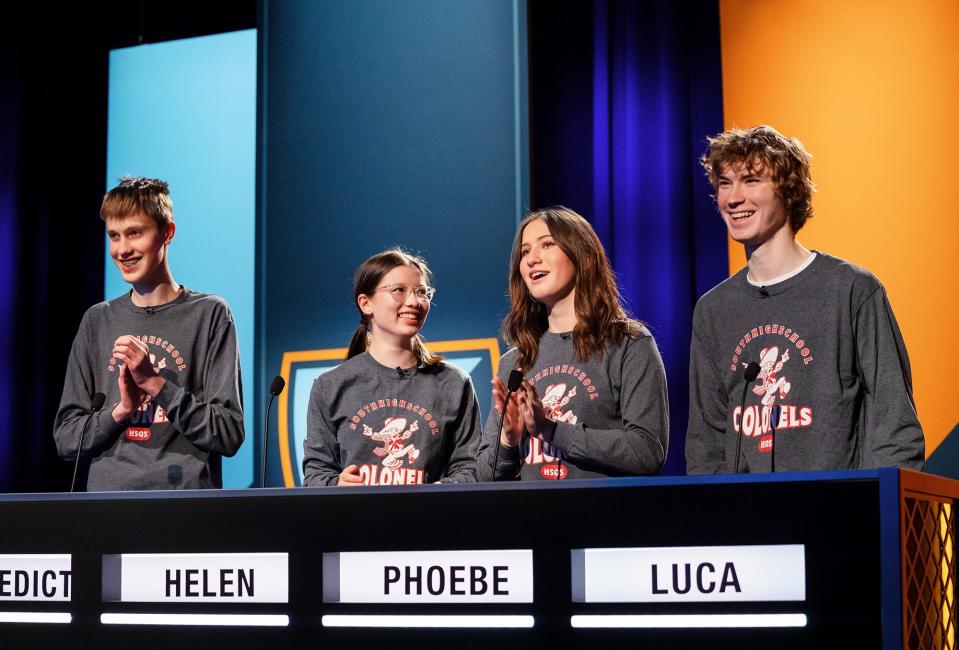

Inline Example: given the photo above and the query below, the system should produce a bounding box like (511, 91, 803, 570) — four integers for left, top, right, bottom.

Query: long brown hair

(346, 248, 442, 366)
(502, 207, 641, 369)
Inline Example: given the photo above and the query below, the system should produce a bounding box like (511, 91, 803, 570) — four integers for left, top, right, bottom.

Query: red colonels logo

(364, 417, 421, 470)
(728, 322, 815, 454)
(531, 363, 599, 400)
(347, 395, 436, 484)
(356, 414, 426, 486)
(107, 334, 189, 374)
(106, 334, 187, 442)
(523, 365, 599, 479)
(525, 437, 569, 480)
(541, 383, 578, 424)
(753, 346, 791, 406)
(347, 397, 439, 434)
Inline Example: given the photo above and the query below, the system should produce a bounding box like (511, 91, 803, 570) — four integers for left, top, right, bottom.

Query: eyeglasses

(374, 284, 436, 303)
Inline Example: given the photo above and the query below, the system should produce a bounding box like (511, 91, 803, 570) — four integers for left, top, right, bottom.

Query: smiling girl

(476, 208, 669, 481)
(302, 248, 480, 486)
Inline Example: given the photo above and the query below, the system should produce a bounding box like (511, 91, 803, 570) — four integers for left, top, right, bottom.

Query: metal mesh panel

(904, 496, 956, 650)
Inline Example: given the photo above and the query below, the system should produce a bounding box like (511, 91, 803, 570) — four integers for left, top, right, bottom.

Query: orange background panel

(719, 0, 959, 455)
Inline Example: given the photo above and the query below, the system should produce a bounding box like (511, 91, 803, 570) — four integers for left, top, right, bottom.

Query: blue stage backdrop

(260, 0, 529, 486)
(106, 30, 257, 487)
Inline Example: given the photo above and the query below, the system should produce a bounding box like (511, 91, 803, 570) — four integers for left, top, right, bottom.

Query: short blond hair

(100, 176, 174, 231)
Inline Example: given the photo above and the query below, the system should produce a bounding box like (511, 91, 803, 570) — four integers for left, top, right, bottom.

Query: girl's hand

(517, 380, 557, 443)
(337, 464, 364, 486)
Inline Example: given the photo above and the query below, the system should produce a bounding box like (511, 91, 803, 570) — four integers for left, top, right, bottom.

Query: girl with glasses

(476, 208, 669, 481)
(302, 248, 480, 487)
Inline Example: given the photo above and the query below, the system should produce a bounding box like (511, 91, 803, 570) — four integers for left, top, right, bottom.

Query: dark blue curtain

(0, 8, 112, 492)
(529, 0, 728, 474)
(0, 27, 19, 488)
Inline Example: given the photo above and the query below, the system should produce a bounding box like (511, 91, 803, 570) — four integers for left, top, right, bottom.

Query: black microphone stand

(491, 370, 524, 481)
(261, 376, 286, 488)
(71, 393, 105, 492)
(735, 363, 760, 474)
(770, 405, 781, 472)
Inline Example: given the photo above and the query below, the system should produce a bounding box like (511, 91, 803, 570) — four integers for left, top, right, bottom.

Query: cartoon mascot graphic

(541, 383, 578, 424)
(149, 353, 167, 373)
(363, 417, 420, 470)
(751, 346, 791, 406)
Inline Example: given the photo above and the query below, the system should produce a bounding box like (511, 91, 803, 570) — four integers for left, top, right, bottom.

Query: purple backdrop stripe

(0, 61, 19, 489)
(591, 0, 611, 241)
(591, 0, 727, 474)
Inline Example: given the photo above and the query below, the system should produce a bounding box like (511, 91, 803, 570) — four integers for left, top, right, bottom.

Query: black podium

(0, 468, 954, 649)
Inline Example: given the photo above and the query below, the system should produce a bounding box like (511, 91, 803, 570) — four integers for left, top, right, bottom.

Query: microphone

(759, 286, 769, 298)
(734, 362, 761, 474)
(261, 375, 286, 488)
(560, 333, 571, 340)
(491, 369, 524, 481)
(769, 404, 781, 472)
(70, 392, 106, 492)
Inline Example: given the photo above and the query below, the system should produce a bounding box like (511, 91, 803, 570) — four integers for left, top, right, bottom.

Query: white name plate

(102, 553, 288, 603)
(0, 554, 72, 601)
(323, 549, 533, 604)
(572, 544, 805, 603)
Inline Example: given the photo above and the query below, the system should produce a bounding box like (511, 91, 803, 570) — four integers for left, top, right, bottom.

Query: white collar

(746, 252, 817, 287)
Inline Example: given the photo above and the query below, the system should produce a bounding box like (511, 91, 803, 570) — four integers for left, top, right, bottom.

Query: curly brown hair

(700, 125, 816, 233)
(502, 207, 641, 370)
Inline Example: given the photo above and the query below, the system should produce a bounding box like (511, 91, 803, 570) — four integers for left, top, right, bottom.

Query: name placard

(323, 549, 533, 603)
(571, 544, 805, 603)
(102, 553, 288, 603)
(0, 554, 71, 601)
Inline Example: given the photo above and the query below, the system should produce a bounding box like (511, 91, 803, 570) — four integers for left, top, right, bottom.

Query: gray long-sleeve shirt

(476, 328, 669, 481)
(685, 252, 924, 474)
(53, 289, 244, 490)
(302, 352, 480, 486)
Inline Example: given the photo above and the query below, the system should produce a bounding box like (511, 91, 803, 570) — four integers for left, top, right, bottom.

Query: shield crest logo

(275, 338, 501, 486)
